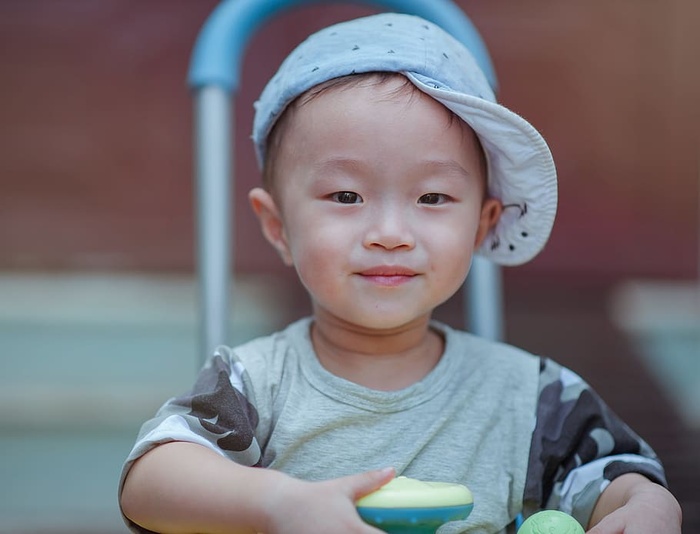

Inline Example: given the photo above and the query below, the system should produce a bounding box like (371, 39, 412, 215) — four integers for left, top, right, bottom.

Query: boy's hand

(587, 474, 682, 534)
(264, 467, 395, 533)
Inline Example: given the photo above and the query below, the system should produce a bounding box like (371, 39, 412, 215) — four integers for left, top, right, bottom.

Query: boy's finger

(586, 513, 624, 534)
(339, 467, 395, 501)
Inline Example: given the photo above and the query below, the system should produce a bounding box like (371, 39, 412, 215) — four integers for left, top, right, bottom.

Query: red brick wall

(2, 0, 697, 280)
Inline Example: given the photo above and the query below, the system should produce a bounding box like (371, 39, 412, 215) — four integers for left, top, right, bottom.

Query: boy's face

(250, 76, 500, 332)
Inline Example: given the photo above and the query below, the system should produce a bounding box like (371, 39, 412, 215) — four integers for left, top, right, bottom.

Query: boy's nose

(363, 205, 416, 250)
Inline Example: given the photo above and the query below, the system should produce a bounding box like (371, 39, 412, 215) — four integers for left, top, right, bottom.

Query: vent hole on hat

(352, 45, 360, 51)
(388, 49, 395, 54)
(509, 244, 516, 251)
(443, 53, 449, 59)
(311, 66, 319, 72)
(521, 232, 529, 237)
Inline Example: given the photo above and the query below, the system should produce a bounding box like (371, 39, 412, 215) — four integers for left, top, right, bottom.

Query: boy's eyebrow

(420, 159, 473, 179)
(310, 156, 370, 176)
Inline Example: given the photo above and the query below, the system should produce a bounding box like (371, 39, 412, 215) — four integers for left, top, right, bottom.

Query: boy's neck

(309, 313, 444, 391)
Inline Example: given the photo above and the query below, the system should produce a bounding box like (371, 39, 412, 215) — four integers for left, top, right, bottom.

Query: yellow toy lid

(356, 476, 473, 509)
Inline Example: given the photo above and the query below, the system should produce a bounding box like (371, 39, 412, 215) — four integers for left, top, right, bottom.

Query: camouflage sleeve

(119, 347, 263, 532)
(522, 357, 667, 528)
(125, 347, 263, 467)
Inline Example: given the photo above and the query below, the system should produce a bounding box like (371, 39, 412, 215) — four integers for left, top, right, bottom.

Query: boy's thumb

(344, 467, 395, 501)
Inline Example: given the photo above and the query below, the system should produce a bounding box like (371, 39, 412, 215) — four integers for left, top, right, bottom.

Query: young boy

(119, 13, 681, 534)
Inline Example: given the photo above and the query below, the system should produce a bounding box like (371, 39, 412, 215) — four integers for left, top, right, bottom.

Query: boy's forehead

(273, 73, 485, 180)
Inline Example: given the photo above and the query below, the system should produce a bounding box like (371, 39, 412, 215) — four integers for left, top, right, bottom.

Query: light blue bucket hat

(253, 13, 557, 266)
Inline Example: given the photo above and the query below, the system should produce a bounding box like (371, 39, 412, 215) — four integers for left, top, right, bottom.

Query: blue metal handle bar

(190, 0, 503, 360)
(188, 0, 497, 92)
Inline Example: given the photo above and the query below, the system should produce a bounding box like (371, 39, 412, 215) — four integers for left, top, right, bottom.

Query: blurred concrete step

(0, 272, 289, 532)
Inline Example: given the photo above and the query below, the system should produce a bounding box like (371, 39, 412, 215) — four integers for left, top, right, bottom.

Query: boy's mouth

(357, 266, 418, 286)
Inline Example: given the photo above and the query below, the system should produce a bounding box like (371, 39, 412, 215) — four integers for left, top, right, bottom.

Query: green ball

(518, 510, 585, 534)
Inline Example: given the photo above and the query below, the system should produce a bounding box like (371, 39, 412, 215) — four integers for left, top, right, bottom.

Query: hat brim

(406, 73, 558, 266)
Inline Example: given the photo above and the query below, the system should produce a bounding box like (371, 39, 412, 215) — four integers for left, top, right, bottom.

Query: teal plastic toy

(356, 476, 474, 534)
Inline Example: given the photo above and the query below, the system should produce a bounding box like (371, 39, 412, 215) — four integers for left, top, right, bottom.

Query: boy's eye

(331, 191, 362, 204)
(418, 193, 447, 205)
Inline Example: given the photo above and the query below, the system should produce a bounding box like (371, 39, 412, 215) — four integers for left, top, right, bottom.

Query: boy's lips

(357, 266, 419, 286)
(360, 266, 418, 276)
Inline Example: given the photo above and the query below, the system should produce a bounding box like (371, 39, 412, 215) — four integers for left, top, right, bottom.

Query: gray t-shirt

(120, 318, 665, 533)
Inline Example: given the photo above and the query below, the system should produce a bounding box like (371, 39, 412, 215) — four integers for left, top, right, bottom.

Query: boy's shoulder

(444, 327, 585, 400)
(439, 320, 535, 352)
(433, 321, 545, 403)
(437, 320, 543, 370)
(213, 317, 313, 372)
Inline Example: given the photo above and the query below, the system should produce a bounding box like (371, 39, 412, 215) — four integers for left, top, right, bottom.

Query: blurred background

(1, 0, 698, 532)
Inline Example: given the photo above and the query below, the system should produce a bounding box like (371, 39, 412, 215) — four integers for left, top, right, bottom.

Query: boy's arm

(587, 473, 682, 533)
(523, 358, 670, 527)
(121, 441, 274, 533)
(120, 441, 394, 534)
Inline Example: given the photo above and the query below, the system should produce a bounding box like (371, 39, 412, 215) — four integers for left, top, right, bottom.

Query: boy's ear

(474, 197, 502, 249)
(248, 187, 294, 266)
